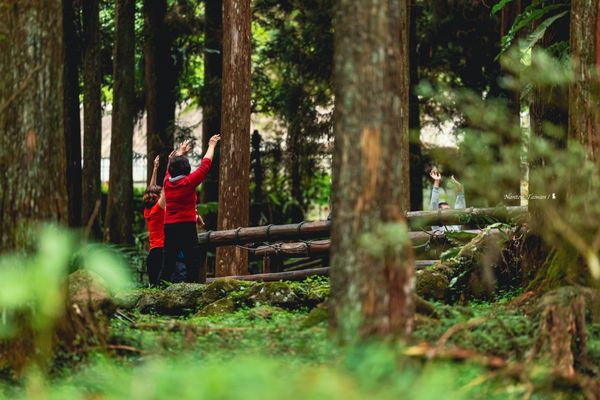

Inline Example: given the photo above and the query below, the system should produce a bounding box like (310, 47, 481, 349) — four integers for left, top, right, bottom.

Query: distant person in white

(429, 169, 465, 232)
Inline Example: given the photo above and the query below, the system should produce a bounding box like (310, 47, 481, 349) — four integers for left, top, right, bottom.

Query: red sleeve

(188, 158, 212, 187)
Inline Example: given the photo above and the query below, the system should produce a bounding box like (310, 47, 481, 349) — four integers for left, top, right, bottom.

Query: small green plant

(0, 225, 132, 372)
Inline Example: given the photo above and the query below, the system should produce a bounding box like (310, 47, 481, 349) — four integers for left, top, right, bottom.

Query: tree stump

(528, 286, 599, 377)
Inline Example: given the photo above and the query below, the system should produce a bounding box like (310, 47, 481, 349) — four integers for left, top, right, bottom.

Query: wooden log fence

(206, 260, 439, 283)
(196, 206, 527, 282)
(249, 229, 511, 258)
(198, 206, 527, 247)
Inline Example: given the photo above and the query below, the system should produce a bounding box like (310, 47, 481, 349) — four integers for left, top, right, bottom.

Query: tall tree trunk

(81, 0, 103, 238)
(287, 113, 305, 222)
(524, 10, 570, 290)
(201, 0, 223, 231)
(216, 0, 251, 276)
(284, 84, 307, 222)
(144, 0, 176, 185)
(529, 11, 569, 229)
(0, 0, 67, 251)
(499, 0, 524, 206)
(63, 0, 82, 227)
(329, 0, 415, 342)
(409, 1, 423, 211)
(569, 0, 600, 158)
(250, 129, 264, 226)
(105, 0, 135, 245)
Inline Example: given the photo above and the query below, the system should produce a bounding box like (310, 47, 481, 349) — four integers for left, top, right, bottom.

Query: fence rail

(198, 206, 527, 246)
(197, 206, 528, 283)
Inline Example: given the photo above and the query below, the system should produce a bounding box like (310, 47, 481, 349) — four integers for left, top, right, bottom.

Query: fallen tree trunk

(199, 221, 331, 246)
(250, 229, 511, 257)
(206, 267, 330, 282)
(208, 261, 438, 283)
(253, 240, 330, 257)
(198, 207, 527, 246)
(407, 206, 527, 230)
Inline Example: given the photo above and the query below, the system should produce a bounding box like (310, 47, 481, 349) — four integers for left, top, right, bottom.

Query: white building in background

(91, 105, 276, 184)
(93, 101, 465, 186)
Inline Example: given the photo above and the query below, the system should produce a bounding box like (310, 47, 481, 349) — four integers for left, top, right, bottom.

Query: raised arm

(430, 169, 441, 210)
(164, 149, 177, 182)
(188, 134, 221, 186)
(202, 134, 221, 161)
(158, 189, 166, 209)
(149, 155, 159, 187)
(164, 139, 192, 182)
(451, 175, 466, 209)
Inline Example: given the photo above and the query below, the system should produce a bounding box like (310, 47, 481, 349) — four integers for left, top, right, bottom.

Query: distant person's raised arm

(451, 175, 465, 209)
(429, 169, 441, 210)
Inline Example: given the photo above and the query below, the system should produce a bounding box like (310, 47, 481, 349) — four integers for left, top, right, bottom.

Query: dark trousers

(160, 222, 199, 283)
(147, 247, 163, 286)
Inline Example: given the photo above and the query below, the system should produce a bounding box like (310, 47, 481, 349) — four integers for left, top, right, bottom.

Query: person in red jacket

(143, 155, 166, 286)
(159, 134, 221, 283)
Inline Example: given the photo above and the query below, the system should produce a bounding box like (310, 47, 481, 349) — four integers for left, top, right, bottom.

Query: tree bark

(250, 129, 264, 226)
(286, 101, 306, 222)
(105, 0, 135, 245)
(81, 0, 103, 238)
(63, 0, 82, 227)
(0, 0, 67, 251)
(529, 10, 569, 229)
(569, 0, 600, 159)
(500, 0, 523, 207)
(330, 0, 415, 341)
(526, 11, 570, 291)
(216, 0, 252, 276)
(409, 1, 423, 211)
(283, 84, 308, 222)
(201, 0, 223, 231)
(144, 0, 176, 185)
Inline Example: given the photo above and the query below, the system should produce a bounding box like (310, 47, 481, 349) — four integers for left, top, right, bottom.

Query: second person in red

(143, 155, 165, 286)
(159, 135, 221, 283)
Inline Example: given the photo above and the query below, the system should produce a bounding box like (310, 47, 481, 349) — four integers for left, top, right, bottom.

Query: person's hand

(430, 169, 441, 182)
(208, 134, 221, 147)
(177, 139, 193, 156)
(153, 155, 160, 169)
(196, 214, 205, 229)
(168, 149, 177, 159)
(451, 175, 463, 192)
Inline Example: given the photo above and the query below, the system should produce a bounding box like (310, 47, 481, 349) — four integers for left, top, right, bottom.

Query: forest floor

(2, 277, 600, 400)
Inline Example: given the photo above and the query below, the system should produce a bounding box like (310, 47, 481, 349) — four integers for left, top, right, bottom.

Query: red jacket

(163, 158, 212, 224)
(143, 203, 164, 249)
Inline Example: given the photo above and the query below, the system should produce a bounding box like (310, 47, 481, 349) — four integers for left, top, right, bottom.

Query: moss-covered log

(416, 226, 524, 302)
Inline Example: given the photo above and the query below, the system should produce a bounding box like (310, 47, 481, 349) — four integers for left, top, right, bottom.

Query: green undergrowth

(414, 296, 536, 360)
(3, 281, 600, 399)
(111, 307, 336, 364)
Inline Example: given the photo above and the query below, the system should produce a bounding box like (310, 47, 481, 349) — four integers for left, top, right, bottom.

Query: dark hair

(143, 185, 162, 209)
(168, 156, 191, 177)
(438, 202, 449, 208)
